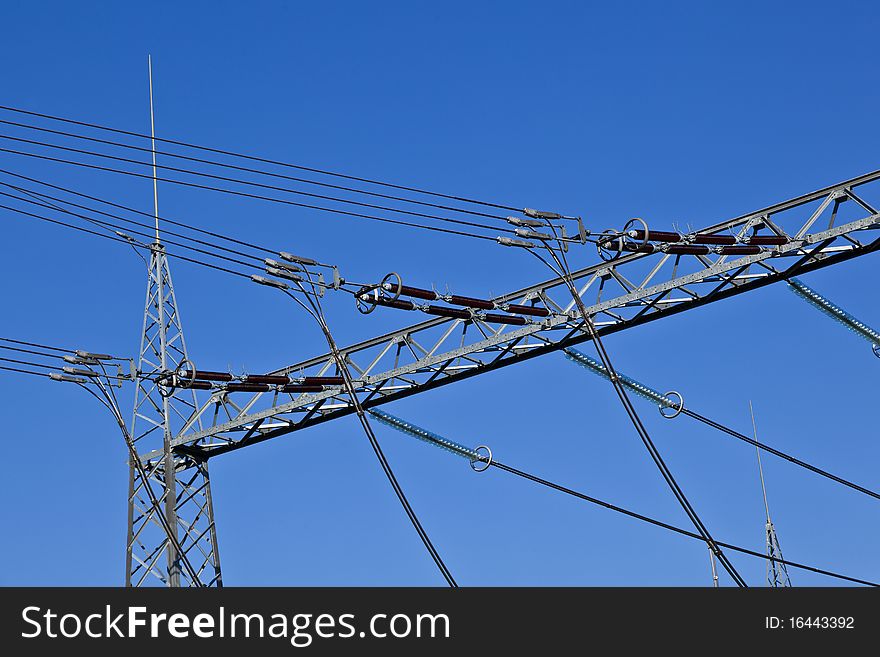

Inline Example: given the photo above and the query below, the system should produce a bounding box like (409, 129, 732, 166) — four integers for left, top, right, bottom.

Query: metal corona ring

(659, 390, 685, 419)
(470, 445, 493, 472)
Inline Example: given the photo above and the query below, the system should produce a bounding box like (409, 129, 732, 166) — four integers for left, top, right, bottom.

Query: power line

(0, 364, 52, 378)
(0, 356, 59, 370)
(0, 116, 514, 221)
(0, 167, 283, 258)
(0, 336, 74, 353)
(0, 132, 516, 236)
(0, 190, 376, 296)
(0, 352, 137, 383)
(531, 234, 748, 586)
(0, 343, 65, 360)
(0, 199, 376, 300)
(0, 187, 266, 274)
(549, 238, 749, 587)
(0, 181, 267, 267)
(489, 460, 875, 587)
(681, 409, 880, 502)
(369, 407, 873, 585)
(0, 145, 502, 242)
(279, 281, 457, 586)
(0, 103, 523, 213)
(564, 348, 880, 504)
(0, 201, 256, 280)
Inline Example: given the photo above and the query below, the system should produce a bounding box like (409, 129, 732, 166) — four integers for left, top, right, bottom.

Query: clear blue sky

(1, 0, 878, 586)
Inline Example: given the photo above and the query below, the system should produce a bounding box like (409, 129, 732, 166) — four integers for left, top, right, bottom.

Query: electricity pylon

(125, 57, 222, 587)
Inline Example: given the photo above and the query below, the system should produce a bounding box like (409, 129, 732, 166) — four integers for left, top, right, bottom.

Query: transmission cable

(487, 460, 875, 586)
(0, 133, 515, 236)
(0, 343, 66, 360)
(0, 354, 137, 383)
(530, 226, 748, 587)
(280, 273, 457, 586)
(0, 356, 60, 370)
(0, 145, 500, 242)
(0, 336, 75, 353)
(0, 364, 52, 378)
(0, 201, 257, 280)
(0, 103, 522, 212)
(565, 347, 880, 504)
(0, 116, 514, 221)
(681, 408, 880, 502)
(0, 177, 270, 266)
(0, 167, 287, 258)
(0, 188, 267, 274)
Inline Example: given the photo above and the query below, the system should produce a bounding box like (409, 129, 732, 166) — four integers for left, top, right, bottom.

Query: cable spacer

(872, 344, 880, 359)
(659, 390, 685, 419)
(469, 445, 493, 472)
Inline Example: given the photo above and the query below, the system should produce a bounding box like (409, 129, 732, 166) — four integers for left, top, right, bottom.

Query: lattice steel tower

(125, 57, 222, 587)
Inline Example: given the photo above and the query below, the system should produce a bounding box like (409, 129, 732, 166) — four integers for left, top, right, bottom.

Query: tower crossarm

(144, 170, 880, 463)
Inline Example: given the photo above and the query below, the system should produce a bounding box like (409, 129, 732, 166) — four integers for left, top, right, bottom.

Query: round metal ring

(659, 390, 684, 419)
(623, 217, 650, 248)
(872, 344, 880, 359)
(355, 286, 380, 315)
(156, 372, 176, 398)
(174, 359, 196, 387)
(470, 445, 493, 472)
(380, 272, 403, 302)
(597, 229, 624, 262)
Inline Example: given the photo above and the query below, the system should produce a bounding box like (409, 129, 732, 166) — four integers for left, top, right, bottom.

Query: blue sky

(0, 0, 878, 586)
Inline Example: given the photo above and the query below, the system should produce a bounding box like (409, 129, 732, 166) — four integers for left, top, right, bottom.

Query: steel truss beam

(145, 170, 880, 465)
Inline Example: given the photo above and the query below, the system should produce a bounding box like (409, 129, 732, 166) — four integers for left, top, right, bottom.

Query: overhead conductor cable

(563, 347, 880, 503)
(370, 409, 874, 586)
(0, 103, 525, 213)
(254, 269, 458, 587)
(526, 217, 747, 587)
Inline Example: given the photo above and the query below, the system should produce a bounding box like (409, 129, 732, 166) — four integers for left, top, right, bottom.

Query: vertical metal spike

(708, 547, 719, 588)
(148, 55, 160, 242)
(750, 401, 791, 587)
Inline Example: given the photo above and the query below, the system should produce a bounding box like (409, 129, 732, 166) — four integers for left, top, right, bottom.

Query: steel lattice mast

(125, 58, 222, 587)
